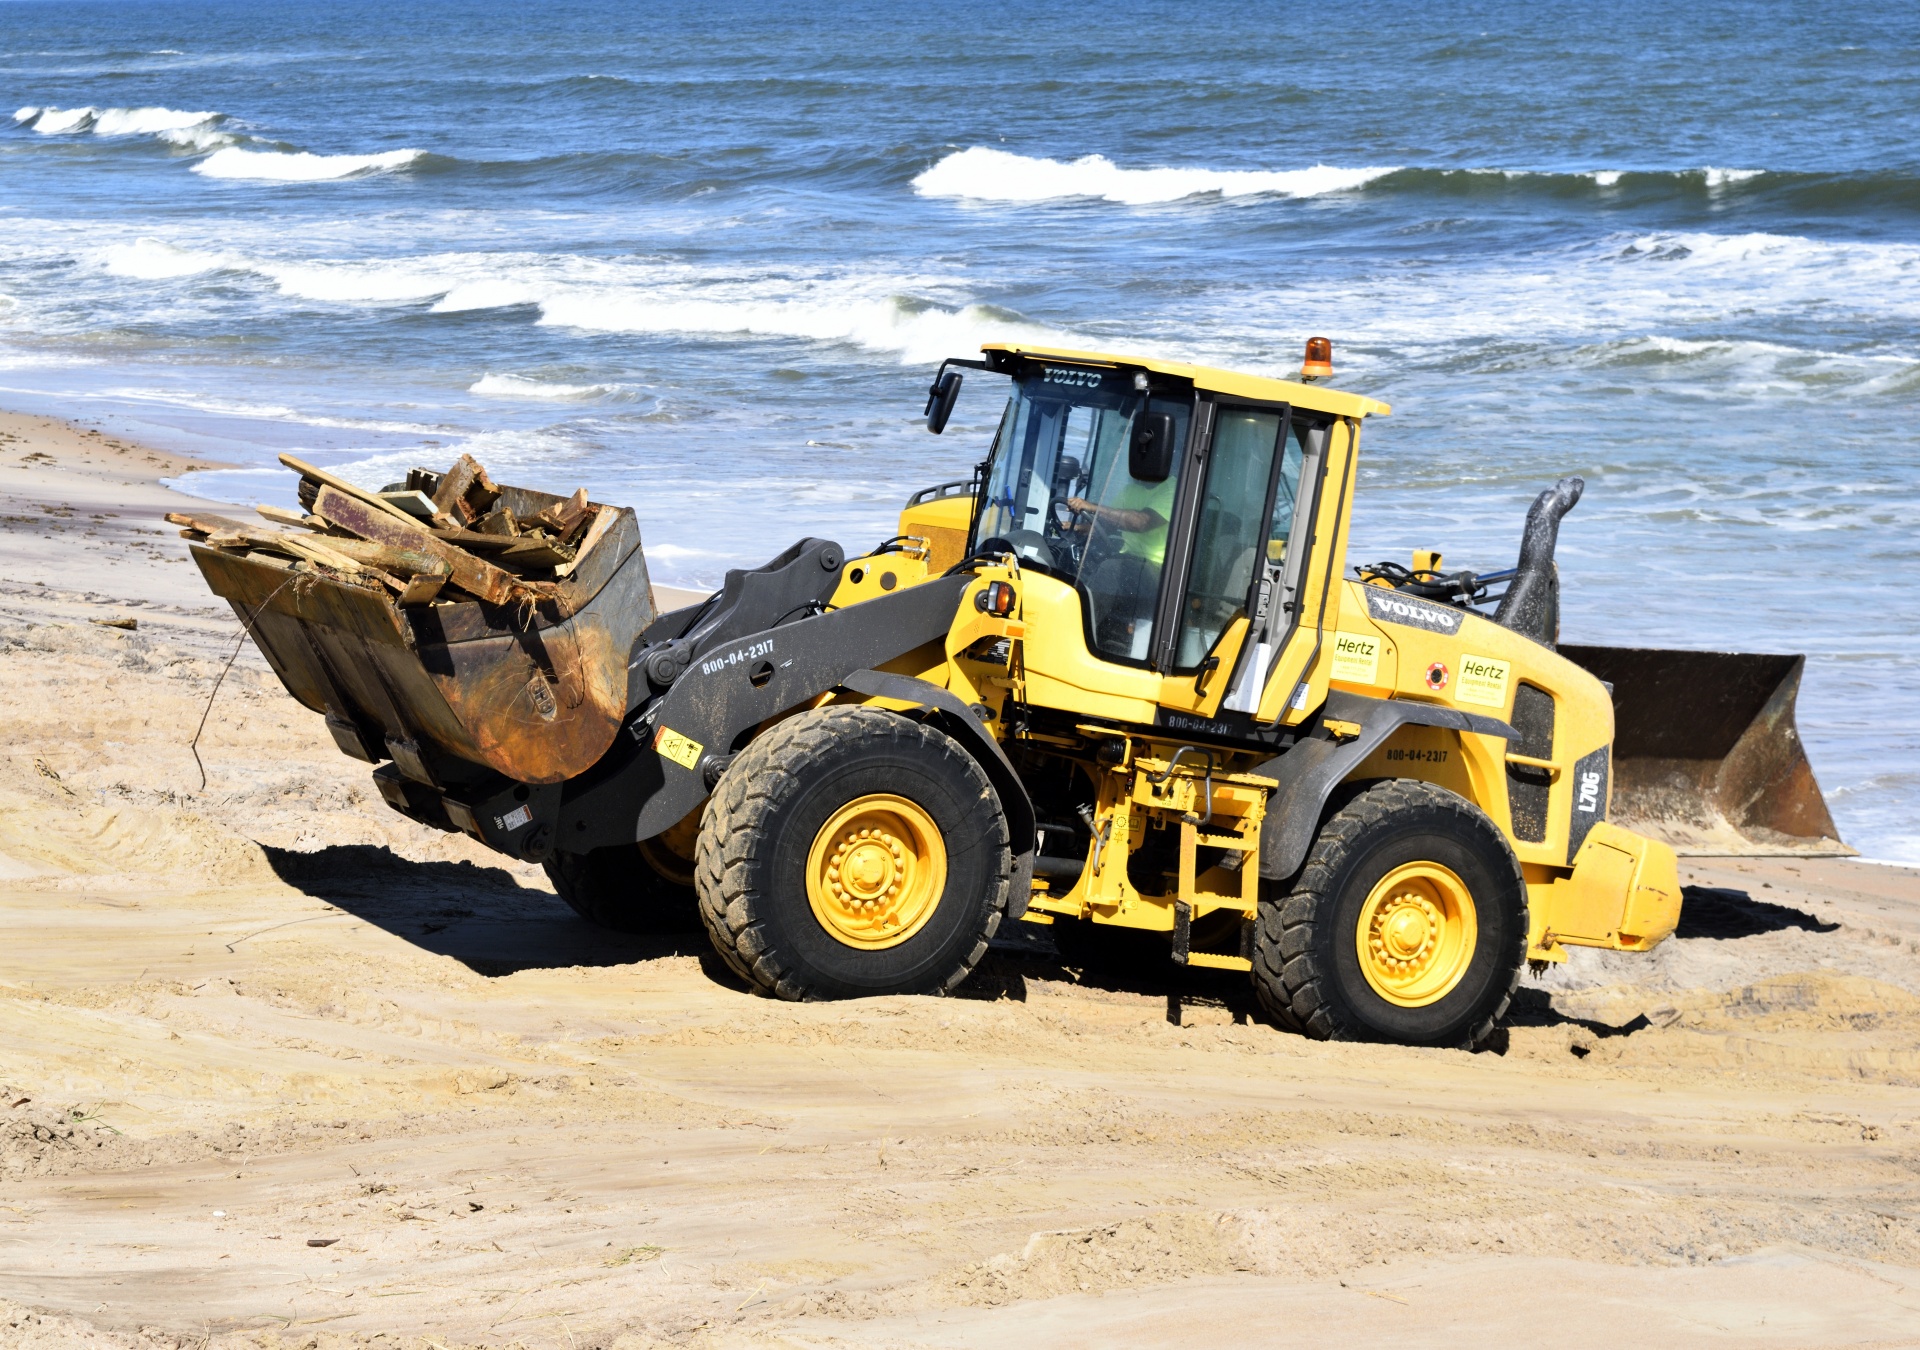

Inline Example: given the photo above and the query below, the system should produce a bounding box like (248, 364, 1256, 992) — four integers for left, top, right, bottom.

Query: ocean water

(2, 0, 1916, 860)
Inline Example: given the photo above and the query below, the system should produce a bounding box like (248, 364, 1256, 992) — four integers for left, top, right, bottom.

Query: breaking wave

(908, 150, 1812, 209)
(12, 106, 431, 178)
(15, 104, 222, 137)
(13, 104, 235, 153)
(913, 147, 1399, 204)
(191, 146, 430, 181)
(469, 373, 618, 400)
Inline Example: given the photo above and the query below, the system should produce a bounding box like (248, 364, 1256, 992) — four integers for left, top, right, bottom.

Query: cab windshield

(974, 368, 1191, 665)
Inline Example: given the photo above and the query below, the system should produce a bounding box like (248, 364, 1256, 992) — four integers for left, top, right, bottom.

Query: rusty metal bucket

(192, 499, 653, 788)
(1561, 644, 1852, 857)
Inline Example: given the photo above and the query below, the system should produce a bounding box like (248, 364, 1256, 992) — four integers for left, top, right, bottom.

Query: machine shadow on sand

(265, 850, 1843, 1045)
(260, 843, 1260, 1015)
(1502, 883, 1842, 1050)
(1674, 885, 1840, 940)
(260, 844, 713, 977)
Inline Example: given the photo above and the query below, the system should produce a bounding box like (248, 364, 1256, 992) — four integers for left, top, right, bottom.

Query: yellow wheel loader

(186, 340, 1849, 1050)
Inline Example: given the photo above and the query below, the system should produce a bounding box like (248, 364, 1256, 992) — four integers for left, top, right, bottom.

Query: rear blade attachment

(1561, 645, 1853, 858)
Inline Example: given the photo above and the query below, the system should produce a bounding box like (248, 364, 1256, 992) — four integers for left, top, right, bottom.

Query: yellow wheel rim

(805, 794, 946, 950)
(1355, 862, 1478, 1008)
(637, 834, 696, 888)
(638, 806, 701, 888)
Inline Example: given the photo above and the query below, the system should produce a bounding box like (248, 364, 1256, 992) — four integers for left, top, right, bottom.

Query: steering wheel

(1051, 498, 1083, 531)
(1046, 497, 1090, 569)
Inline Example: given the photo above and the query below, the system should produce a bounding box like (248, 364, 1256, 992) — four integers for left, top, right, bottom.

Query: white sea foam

(912, 146, 1398, 205)
(432, 278, 546, 312)
(1622, 229, 1920, 277)
(100, 238, 236, 279)
(112, 241, 1078, 361)
(76, 221, 1918, 378)
(537, 289, 1069, 364)
(1480, 166, 1768, 189)
(156, 124, 237, 152)
(1152, 226, 1920, 396)
(97, 385, 447, 435)
(262, 260, 452, 303)
(191, 146, 427, 181)
(92, 106, 219, 137)
(470, 373, 615, 400)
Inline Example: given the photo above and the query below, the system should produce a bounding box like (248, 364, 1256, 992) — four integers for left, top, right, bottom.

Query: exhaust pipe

(1494, 475, 1584, 649)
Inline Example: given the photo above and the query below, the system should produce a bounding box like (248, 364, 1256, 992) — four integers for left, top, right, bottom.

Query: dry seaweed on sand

(166, 452, 605, 608)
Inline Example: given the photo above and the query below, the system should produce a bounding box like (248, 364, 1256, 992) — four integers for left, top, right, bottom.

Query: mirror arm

(926, 357, 991, 396)
(923, 358, 994, 435)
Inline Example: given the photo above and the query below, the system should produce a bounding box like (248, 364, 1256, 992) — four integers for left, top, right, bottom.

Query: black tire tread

(544, 844, 700, 934)
(1252, 779, 1526, 1049)
(695, 704, 1010, 1000)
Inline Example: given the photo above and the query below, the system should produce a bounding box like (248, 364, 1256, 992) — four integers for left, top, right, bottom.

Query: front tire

(1252, 780, 1526, 1049)
(695, 705, 1012, 1000)
(544, 810, 703, 934)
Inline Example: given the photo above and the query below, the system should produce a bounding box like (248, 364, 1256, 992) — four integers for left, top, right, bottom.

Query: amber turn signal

(1301, 336, 1333, 381)
(974, 580, 1016, 616)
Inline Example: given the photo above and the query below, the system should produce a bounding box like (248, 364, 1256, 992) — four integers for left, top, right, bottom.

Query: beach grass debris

(605, 1244, 666, 1267)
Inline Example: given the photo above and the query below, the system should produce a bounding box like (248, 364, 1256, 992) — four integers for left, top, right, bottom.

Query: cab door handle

(1193, 655, 1220, 695)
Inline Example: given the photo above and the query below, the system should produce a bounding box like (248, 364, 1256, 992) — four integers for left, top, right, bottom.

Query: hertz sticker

(1457, 654, 1512, 708)
(654, 725, 705, 770)
(1331, 631, 1381, 684)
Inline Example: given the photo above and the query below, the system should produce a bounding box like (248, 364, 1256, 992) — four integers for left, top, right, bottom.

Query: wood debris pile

(170, 453, 613, 607)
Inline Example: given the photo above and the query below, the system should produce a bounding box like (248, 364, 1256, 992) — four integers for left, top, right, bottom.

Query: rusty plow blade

(1561, 645, 1853, 858)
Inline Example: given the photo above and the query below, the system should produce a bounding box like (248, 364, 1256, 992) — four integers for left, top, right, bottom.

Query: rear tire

(1252, 780, 1526, 1049)
(544, 841, 701, 935)
(695, 705, 1012, 1000)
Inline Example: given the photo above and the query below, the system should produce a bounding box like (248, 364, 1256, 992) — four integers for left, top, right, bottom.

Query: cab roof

(980, 342, 1390, 419)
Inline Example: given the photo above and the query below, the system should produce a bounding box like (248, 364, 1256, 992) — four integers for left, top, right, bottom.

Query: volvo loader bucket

(190, 485, 654, 789)
(1563, 645, 1851, 857)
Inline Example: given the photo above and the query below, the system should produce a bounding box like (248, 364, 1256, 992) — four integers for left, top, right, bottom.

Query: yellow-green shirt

(1110, 476, 1177, 567)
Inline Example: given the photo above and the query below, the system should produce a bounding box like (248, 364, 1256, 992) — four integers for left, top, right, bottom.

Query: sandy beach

(2, 410, 1919, 1348)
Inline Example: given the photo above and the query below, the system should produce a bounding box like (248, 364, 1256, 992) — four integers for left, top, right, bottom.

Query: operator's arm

(1065, 496, 1165, 534)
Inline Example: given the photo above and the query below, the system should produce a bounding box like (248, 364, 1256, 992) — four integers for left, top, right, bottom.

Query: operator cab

(947, 347, 1340, 686)
(975, 366, 1189, 663)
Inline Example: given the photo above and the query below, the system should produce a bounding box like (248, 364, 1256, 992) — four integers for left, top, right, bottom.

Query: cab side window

(1076, 396, 1189, 663)
(1172, 408, 1304, 672)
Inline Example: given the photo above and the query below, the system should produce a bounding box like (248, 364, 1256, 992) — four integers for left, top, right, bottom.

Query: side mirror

(924, 370, 963, 434)
(1129, 411, 1177, 481)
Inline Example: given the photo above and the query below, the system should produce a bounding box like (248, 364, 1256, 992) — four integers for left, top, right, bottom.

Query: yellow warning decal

(1330, 631, 1381, 684)
(1457, 653, 1512, 708)
(654, 725, 705, 769)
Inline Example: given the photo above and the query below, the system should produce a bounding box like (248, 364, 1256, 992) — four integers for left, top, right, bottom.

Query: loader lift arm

(553, 572, 1036, 876)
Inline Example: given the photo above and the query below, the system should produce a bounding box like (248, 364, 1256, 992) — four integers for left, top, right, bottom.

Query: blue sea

(2, 1, 1916, 860)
